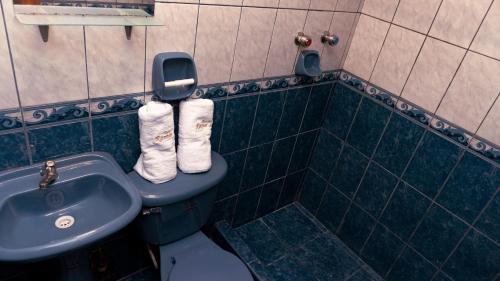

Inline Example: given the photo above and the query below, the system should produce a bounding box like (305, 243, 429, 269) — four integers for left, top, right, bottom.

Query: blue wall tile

(236, 219, 288, 264)
(361, 224, 404, 276)
(233, 186, 262, 226)
(330, 145, 369, 198)
(266, 136, 296, 181)
(337, 205, 376, 253)
(386, 247, 436, 281)
(317, 186, 350, 232)
(29, 121, 91, 163)
(380, 182, 432, 240)
(250, 90, 285, 146)
(300, 234, 361, 280)
(241, 143, 273, 190)
(309, 130, 342, 179)
(210, 195, 237, 224)
(373, 113, 425, 176)
(277, 87, 310, 138)
(256, 179, 284, 217)
(220, 95, 258, 154)
(216, 150, 246, 200)
(262, 204, 321, 247)
(323, 83, 362, 140)
(410, 204, 468, 265)
(210, 99, 226, 151)
(354, 162, 398, 217)
(433, 272, 454, 281)
(300, 83, 332, 132)
(92, 113, 140, 172)
(437, 152, 499, 223)
(288, 130, 317, 173)
(299, 170, 328, 213)
(475, 193, 499, 243)
(403, 132, 462, 198)
(278, 170, 305, 207)
(0, 132, 29, 170)
(347, 98, 391, 157)
(442, 229, 499, 281)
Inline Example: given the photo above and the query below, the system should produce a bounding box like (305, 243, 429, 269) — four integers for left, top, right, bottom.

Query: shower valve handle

(321, 31, 339, 46)
(295, 32, 312, 48)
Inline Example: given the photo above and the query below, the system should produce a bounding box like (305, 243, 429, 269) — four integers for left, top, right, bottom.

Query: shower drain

(55, 215, 75, 229)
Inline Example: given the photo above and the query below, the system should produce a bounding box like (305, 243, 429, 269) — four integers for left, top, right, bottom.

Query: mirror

(13, 0, 155, 15)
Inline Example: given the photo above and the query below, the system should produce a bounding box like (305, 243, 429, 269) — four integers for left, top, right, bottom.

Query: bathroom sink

(0, 152, 142, 262)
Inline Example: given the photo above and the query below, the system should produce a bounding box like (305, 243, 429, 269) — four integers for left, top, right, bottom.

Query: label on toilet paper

(195, 119, 213, 136)
(154, 129, 174, 145)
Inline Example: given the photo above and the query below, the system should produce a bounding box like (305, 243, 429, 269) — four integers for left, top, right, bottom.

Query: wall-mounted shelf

(14, 5, 163, 42)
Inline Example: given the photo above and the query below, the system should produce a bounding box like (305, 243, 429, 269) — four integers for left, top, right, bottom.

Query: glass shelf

(14, 5, 163, 41)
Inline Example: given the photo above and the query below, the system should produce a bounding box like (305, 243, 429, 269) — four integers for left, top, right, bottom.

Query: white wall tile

(321, 12, 356, 70)
(2, 0, 87, 106)
(243, 0, 278, 7)
(436, 52, 500, 132)
(477, 97, 500, 145)
(0, 10, 18, 110)
(343, 15, 389, 80)
(429, 0, 492, 48)
(194, 5, 241, 84)
(145, 3, 198, 91)
(161, 0, 198, 3)
(471, 0, 500, 60)
(86, 26, 145, 98)
(336, 0, 363, 12)
(279, 0, 310, 9)
(370, 26, 425, 94)
(402, 38, 465, 112)
(362, 0, 399, 21)
(200, 0, 242, 5)
(303, 11, 334, 52)
(231, 7, 276, 81)
(393, 0, 441, 33)
(264, 9, 308, 77)
(310, 0, 337, 11)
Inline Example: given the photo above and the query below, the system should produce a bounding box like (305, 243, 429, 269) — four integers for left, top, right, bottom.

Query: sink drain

(55, 215, 75, 229)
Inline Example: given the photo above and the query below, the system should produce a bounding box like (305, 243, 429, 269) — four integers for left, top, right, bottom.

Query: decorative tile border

(338, 69, 500, 164)
(0, 69, 497, 163)
(23, 101, 89, 126)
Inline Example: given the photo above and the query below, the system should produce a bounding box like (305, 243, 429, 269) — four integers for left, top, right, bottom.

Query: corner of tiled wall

(343, 0, 500, 148)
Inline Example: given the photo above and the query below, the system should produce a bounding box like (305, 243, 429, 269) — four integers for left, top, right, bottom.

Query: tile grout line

(83, 26, 95, 152)
(309, 88, 366, 217)
(383, 149, 466, 277)
(0, 0, 33, 165)
(359, 129, 429, 257)
(398, 0, 444, 97)
(275, 84, 319, 208)
(429, 188, 499, 281)
(366, 0, 402, 82)
(430, 0, 495, 121)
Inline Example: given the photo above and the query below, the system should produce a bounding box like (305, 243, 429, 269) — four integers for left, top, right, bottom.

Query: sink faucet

(39, 160, 58, 189)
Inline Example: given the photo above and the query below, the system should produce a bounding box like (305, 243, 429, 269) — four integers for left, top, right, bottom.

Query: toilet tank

(127, 152, 227, 245)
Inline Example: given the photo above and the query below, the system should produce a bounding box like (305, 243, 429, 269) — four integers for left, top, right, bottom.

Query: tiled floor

(216, 203, 384, 281)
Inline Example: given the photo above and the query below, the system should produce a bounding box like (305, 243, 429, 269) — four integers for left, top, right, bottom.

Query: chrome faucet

(39, 160, 58, 189)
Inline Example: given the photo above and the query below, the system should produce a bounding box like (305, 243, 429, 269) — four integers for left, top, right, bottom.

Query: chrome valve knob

(321, 31, 339, 46)
(295, 32, 312, 48)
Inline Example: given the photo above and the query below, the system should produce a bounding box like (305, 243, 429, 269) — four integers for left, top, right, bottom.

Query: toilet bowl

(127, 152, 253, 281)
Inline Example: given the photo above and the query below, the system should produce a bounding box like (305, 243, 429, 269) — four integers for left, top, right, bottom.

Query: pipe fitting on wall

(295, 32, 312, 48)
(321, 31, 339, 46)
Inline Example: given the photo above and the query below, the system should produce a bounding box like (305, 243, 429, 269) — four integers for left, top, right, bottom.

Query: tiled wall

(0, 0, 362, 169)
(300, 81, 499, 281)
(344, 0, 500, 148)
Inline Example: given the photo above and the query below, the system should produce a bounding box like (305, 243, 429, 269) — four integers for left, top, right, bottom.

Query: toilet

(127, 152, 253, 281)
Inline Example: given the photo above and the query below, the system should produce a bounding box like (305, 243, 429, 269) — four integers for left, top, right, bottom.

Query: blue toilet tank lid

(127, 152, 227, 207)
